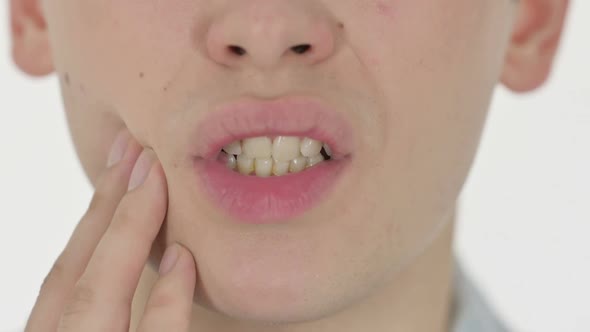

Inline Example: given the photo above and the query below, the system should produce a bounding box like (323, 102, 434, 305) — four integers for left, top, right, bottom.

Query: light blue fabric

(451, 261, 511, 332)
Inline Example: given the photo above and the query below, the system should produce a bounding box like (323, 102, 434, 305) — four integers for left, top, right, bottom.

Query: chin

(187, 251, 360, 327)
(193, 285, 346, 327)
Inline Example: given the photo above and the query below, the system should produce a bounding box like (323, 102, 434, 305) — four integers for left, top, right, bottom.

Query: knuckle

(61, 281, 97, 318)
(113, 198, 137, 223)
(109, 203, 137, 234)
(85, 191, 104, 216)
(40, 256, 67, 294)
(111, 197, 153, 237)
(146, 287, 177, 310)
(140, 287, 188, 332)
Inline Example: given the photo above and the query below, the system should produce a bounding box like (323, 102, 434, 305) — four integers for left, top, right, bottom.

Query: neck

(131, 210, 457, 332)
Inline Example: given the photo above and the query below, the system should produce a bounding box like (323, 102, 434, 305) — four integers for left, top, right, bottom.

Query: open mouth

(190, 95, 355, 224)
(194, 134, 351, 225)
(216, 136, 333, 177)
(194, 149, 350, 224)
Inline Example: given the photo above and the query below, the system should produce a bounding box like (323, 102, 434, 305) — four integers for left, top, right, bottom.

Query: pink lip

(194, 157, 351, 223)
(191, 95, 356, 224)
(191, 95, 355, 160)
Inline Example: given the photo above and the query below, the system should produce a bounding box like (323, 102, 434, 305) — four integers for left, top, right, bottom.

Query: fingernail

(159, 243, 180, 276)
(128, 150, 153, 191)
(107, 130, 130, 168)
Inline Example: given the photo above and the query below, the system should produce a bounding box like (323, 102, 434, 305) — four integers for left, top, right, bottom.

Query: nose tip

(205, 2, 337, 69)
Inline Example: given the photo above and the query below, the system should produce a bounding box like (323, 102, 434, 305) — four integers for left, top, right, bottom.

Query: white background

(0, 2, 588, 332)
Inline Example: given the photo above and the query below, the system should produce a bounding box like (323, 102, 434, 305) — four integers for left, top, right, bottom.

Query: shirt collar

(450, 259, 511, 332)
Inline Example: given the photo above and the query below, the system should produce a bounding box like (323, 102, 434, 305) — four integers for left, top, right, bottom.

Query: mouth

(216, 136, 335, 176)
(192, 95, 355, 224)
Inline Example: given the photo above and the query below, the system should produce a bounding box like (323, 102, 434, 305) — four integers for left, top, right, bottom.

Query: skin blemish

(163, 79, 172, 92)
(139, 72, 144, 78)
(375, 0, 395, 20)
(367, 55, 381, 67)
(64, 72, 70, 86)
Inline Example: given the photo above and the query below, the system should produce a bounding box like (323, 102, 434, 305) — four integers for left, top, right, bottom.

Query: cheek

(340, 0, 509, 246)
(46, 0, 196, 110)
(45, 1, 201, 182)
(355, 0, 508, 162)
(46, 1, 191, 97)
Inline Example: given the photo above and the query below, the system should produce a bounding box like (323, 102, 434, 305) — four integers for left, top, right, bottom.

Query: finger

(25, 129, 143, 332)
(137, 243, 197, 332)
(58, 150, 168, 331)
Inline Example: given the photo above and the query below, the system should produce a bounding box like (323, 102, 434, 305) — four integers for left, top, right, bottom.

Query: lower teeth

(221, 151, 328, 177)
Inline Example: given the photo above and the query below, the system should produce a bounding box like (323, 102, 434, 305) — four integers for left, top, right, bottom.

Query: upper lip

(192, 95, 356, 160)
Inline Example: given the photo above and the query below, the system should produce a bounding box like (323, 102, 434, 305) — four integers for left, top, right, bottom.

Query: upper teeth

(221, 136, 332, 176)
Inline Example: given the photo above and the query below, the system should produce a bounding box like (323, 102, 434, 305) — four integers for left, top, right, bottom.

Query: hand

(25, 129, 197, 332)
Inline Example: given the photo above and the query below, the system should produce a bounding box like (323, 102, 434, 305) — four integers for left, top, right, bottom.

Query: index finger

(58, 150, 168, 331)
(25, 130, 143, 332)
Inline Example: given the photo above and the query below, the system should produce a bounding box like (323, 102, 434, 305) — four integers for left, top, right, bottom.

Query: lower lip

(193, 157, 350, 224)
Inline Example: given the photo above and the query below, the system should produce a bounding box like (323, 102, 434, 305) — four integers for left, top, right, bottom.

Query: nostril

(291, 44, 311, 54)
(228, 45, 247, 56)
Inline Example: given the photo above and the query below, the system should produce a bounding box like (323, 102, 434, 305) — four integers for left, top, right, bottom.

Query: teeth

(323, 143, 332, 157)
(255, 158, 273, 177)
(300, 137, 322, 157)
(289, 156, 307, 173)
(243, 137, 272, 159)
(237, 154, 254, 175)
(223, 141, 242, 155)
(306, 154, 324, 168)
(221, 136, 335, 176)
(272, 136, 301, 161)
(272, 159, 290, 176)
(227, 154, 237, 170)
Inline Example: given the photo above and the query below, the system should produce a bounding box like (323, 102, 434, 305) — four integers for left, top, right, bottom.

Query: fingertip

(135, 155, 168, 194)
(159, 243, 196, 279)
(137, 243, 196, 331)
(158, 243, 180, 276)
(173, 244, 197, 280)
(128, 150, 156, 191)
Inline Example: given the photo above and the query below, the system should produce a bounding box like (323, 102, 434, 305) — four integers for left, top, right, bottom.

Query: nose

(205, 1, 337, 70)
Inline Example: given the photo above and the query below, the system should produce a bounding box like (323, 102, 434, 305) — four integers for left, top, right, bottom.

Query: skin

(10, 0, 569, 331)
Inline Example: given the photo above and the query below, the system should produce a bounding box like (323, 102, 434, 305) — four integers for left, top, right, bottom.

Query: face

(12, 0, 567, 325)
